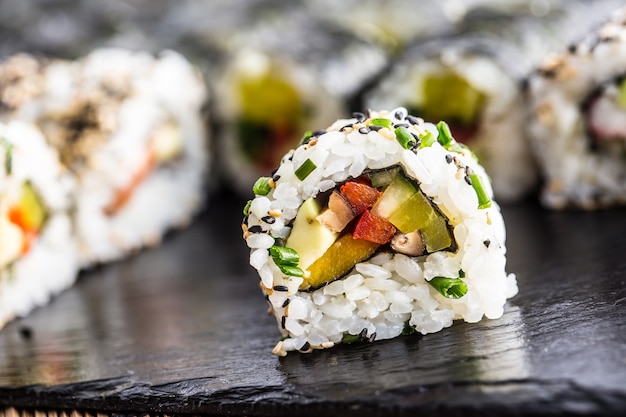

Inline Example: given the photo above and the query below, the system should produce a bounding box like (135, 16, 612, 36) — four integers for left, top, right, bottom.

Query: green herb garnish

(1, 137, 13, 175)
(294, 158, 316, 181)
(269, 246, 304, 277)
(469, 173, 492, 209)
(243, 200, 252, 217)
(428, 276, 468, 299)
(402, 321, 417, 336)
(436, 121, 453, 147)
(370, 117, 393, 129)
(299, 130, 313, 145)
(419, 130, 437, 148)
(253, 177, 272, 196)
(394, 126, 417, 149)
(341, 333, 360, 344)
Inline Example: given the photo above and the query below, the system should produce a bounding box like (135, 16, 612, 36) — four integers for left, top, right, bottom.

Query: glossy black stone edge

(1, 376, 626, 417)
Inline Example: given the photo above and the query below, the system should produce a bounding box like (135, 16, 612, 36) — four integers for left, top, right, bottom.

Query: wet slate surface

(0, 187, 625, 416)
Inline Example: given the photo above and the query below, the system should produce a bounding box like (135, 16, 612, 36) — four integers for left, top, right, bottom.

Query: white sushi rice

(244, 108, 517, 354)
(0, 121, 78, 329)
(21, 48, 210, 267)
(526, 7, 626, 209)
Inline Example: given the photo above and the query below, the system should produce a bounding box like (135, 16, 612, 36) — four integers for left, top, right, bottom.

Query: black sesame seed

(271, 168, 278, 176)
(464, 175, 473, 185)
(282, 298, 291, 308)
(394, 123, 409, 129)
(395, 110, 406, 119)
(483, 239, 491, 248)
(299, 342, 310, 351)
(368, 332, 377, 343)
(340, 123, 353, 131)
(273, 285, 289, 292)
(369, 125, 382, 132)
(359, 328, 368, 341)
(312, 129, 326, 137)
(406, 115, 420, 125)
(465, 166, 474, 176)
(352, 112, 366, 122)
(272, 174, 281, 182)
(281, 316, 286, 329)
(261, 215, 276, 224)
(264, 294, 270, 301)
(248, 225, 263, 233)
(445, 154, 453, 164)
(358, 127, 370, 134)
(19, 326, 33, 340)
(567, 43, 577, 54)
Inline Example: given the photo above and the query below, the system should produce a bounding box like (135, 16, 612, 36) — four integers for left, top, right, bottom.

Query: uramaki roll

(0, 48, 211, 267)
(242, 108, 517, 355)
(526, 7, 626, 209)
(0, 121, 77, 329)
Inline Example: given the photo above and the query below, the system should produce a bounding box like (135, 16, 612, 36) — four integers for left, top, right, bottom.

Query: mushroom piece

(316, 190, 356, 233)
(391, 230, 425, 256)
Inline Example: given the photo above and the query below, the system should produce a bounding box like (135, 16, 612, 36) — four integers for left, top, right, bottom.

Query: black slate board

(0, 187, 625, 417)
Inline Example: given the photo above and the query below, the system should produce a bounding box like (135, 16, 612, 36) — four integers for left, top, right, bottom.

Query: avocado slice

(285, 197, 338, 271)
(371, 173, 417, 219)
(11, 182, 46, 233)
(421, 72, 486, 126)
(303, 234, 379, 289)
(371, 171, 454, 253)
(387, 190, 436, 234)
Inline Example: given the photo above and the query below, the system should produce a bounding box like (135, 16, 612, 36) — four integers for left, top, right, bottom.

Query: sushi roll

(526, 7, 626, 209)
(363, 3, 623, 203)
(0, 48, 211, 266)
(304, 0, 455, 53)
(242, 108, 518, 355)
(213, 9, 387, 194)
(0, 121, 77, 329)
(363, 33, 536, 202)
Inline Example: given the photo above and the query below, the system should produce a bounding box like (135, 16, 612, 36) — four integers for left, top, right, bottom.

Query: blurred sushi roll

(363, 34, 537, 202)
(242, 108, 517, 355)
(1, 48, 211, 266)
(212, 10, 388, 195)
(526, 7, 626, 209)
(304, 0, 455, 53)
(0, 121, 77, 329)
(362, 3, 622, 203)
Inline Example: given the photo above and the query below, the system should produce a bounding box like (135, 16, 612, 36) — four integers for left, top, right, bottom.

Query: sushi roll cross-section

(243, 108, 517, 355)
(0, 121, 78, 330)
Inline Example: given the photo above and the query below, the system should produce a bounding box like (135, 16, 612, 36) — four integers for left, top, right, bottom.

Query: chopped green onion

(469, 173, 492, 209)
(402, 321, 417, 336)
(269, 245, 304, 277)
(394, 126, 417, 149)
(418, 130, 437, 148)
(299, 130, 313, 145)
(253, 177, 272, 196)
(341, 333, 360, 344)
(243, 200, 252, 217)
(1, 137, 13, 175)
(269, 246, 300, 265)
(436, 121, 453, 147)
(458, 269, 465, 278)
(428, 276, 468, 299)
(370, 117, 393, 129)
(276, 263, 304, 277)
(295, 158, 316, 181)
